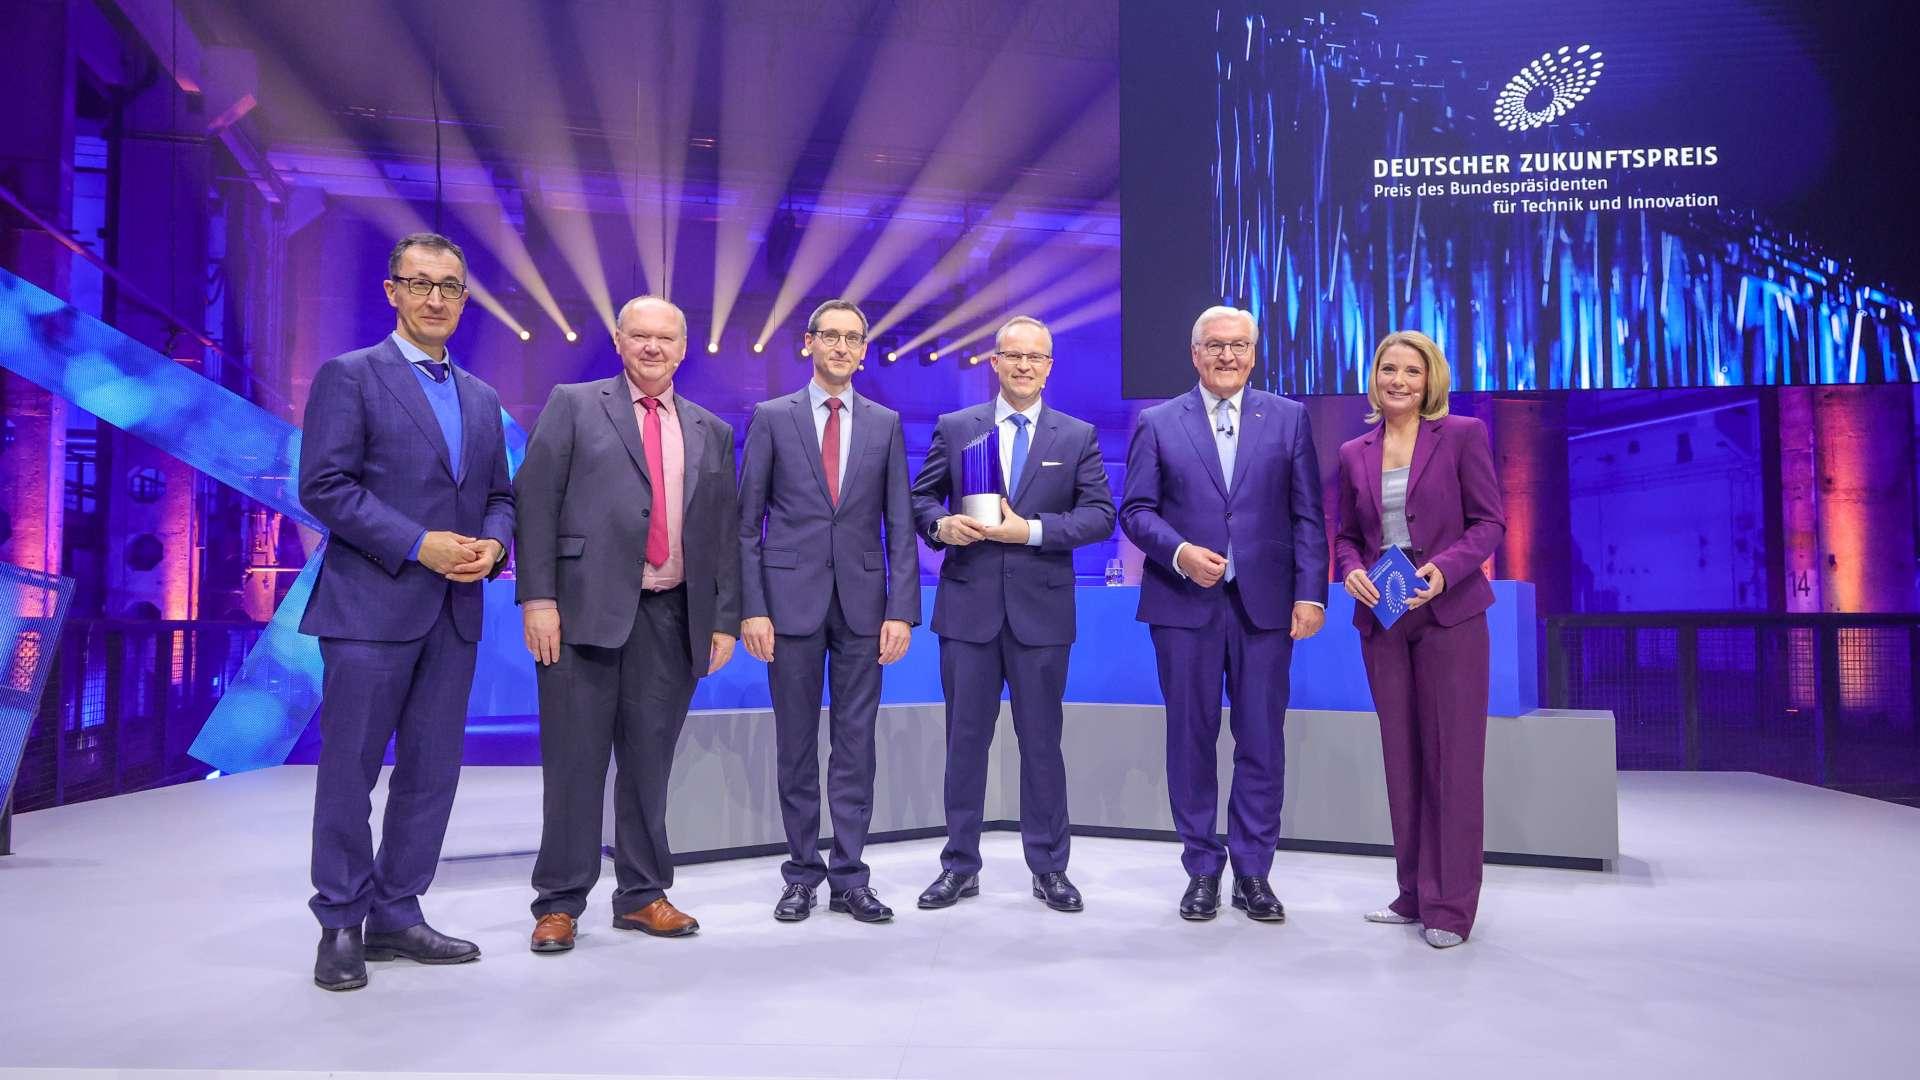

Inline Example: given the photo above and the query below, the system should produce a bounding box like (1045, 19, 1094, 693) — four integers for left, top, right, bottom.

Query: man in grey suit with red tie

(738, 299, 919, 924)
(298, 232, 513, 991)
(515, 296, 740, 954)
(910, 315, 1115, 913)
(1120, 305, 1328, 923)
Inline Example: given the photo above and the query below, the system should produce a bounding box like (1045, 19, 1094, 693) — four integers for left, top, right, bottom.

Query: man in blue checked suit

(297, 233, 513, 991)
(1120, 305, 1327, 925)
(910, 315, 1115, 913)
(738, 299, 920, 925)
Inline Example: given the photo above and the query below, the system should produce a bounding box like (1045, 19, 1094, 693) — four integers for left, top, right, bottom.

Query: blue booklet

(1367, 546, 1422, 630)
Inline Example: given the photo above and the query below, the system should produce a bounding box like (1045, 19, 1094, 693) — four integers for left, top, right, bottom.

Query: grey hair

(1190, 305, 1258, 346)
(994, 314, 1052, 351)
(388, 232, 466, 276)
(616, 295, 688, 340)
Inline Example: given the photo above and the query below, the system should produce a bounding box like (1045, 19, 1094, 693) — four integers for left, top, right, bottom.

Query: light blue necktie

(1007, 413, 1030, 500)
(1215, 399, 1236, 581)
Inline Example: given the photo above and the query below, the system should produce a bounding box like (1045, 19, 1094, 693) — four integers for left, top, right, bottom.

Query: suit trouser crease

(1151, 583, 1292, 879)
(1361, 606, 1489, 938)
(937, 623, 1072, 877)
(531, 587, 695, 918)
(771, 590, 882, 890)
(311, 591, 473, 932)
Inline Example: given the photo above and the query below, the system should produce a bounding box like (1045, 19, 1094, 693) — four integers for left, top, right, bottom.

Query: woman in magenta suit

(1333, 331, 1506, 948)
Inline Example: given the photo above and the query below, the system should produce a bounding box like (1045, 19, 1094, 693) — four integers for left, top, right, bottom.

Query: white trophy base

(960, 493, 1003, 526)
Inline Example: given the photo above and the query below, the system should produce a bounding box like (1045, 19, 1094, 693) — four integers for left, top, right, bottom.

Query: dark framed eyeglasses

(391, 276, 469, 301)
(995, 351, 1053, 366)
(808, 329, 867, 348)
(1201, 340, 1253, 358)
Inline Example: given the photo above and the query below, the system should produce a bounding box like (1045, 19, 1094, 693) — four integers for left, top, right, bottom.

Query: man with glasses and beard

(298, 232, 513, 991)
(737, 299, 920, 924)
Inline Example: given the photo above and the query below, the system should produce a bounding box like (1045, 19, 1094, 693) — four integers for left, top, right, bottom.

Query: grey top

(1381, 465, 1413, 550)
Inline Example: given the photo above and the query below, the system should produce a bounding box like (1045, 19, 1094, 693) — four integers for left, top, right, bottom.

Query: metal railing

(9, 619, 264, 813)
(1547, 613, 1920, 797)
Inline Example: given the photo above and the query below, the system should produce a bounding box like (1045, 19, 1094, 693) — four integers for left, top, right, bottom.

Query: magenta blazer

(1332, 415, 1507, 637)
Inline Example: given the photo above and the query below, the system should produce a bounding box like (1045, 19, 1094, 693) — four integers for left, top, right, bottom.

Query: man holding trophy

(910, 315, 1116, 912)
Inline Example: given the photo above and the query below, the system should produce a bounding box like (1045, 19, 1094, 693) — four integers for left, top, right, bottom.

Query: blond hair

(1364, 330, 1452, 424)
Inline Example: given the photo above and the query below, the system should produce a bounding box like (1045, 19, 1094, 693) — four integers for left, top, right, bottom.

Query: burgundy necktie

(822, 397, 843, 505)
(640, 397, 670, 567)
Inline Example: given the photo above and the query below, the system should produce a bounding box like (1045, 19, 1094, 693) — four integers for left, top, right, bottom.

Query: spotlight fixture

(753, 342, 765, 354)
(707, 341, 719, 354)
(929, 350, 940, 361)
(801, 347, 811, 358)
(518, 329, 532, 342)
(967, 354, 981, 366)
(565, 330, 579, 343)
(886, 351, 898, 363)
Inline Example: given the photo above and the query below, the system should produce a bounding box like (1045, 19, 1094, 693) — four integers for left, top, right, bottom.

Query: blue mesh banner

(0, 562, 75, 813)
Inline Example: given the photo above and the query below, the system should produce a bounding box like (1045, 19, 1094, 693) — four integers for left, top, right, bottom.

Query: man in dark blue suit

(1120, 305, 1327, 924)
(297, 233, 514, 990)
(738, 299, 920, 924)
(910, 315, 1115, 913)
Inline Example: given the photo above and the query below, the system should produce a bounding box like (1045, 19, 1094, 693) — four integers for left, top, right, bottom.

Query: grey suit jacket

(736, 386, 920, 638)
(513, 376, 740, 668)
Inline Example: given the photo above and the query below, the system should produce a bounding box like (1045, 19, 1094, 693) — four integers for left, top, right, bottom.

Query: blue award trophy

(1367, 546, 1422, 630)
(957, 428, 1004, 526)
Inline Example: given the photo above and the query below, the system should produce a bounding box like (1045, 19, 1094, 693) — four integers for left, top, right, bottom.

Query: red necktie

(822, 397, 843, 505)
(640, 397, 670, 567)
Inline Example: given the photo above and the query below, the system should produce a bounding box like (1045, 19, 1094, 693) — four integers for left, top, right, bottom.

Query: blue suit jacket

(297, 338, 514, 643)
(1120, 387, 1328, 631)
(737, 386, 920, 638)
(911, 401, 1116, 646)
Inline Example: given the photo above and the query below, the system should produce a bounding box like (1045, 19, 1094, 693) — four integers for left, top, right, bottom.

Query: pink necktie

(822, 397, 842, 505)
(640, 397, 670, 567)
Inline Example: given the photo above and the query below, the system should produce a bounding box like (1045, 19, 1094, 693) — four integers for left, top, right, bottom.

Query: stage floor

(1, 768, 1913, 1079)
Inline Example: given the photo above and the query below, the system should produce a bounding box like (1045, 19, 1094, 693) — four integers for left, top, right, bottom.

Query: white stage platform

(1, 766, 1914, 1079)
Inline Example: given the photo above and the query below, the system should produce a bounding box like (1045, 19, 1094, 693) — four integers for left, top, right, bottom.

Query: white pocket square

(1042, 460, 1063, 466)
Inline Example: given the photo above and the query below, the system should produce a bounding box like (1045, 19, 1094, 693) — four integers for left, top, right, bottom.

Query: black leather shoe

(363, 921, 482, 964)
(314, 926, 367, 991)
(774, 883, 817, 922)
(918, 871, 980, 909)
(828, 885, 894, 923)
(1031, 871, 1084, 912)
(1231, 876, 1287, 923)
(1179, 874, 1222, 921)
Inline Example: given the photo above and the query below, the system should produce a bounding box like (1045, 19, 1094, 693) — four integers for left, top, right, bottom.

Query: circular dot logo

(1494, 44, 1605, 132)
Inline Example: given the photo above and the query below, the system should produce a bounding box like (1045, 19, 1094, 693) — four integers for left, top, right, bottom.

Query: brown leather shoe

(612, 896, 699, 937)
(530, 913, 576, 953)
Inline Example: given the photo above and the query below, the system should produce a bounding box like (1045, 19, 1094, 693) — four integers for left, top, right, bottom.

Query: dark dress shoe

(774, 883, 817, 922)
(917, 871, 980, 909)
(530, 912, 577, 953)
(1031, 871, 1084, 912)
(1180, 874, 1222, 921)
(828, 885, 894, 923)
(613, 897, 699, 937)
(364, 921, 482, 964)
(314, 926, 368, 991)
(1231, 876, 1287, 923)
